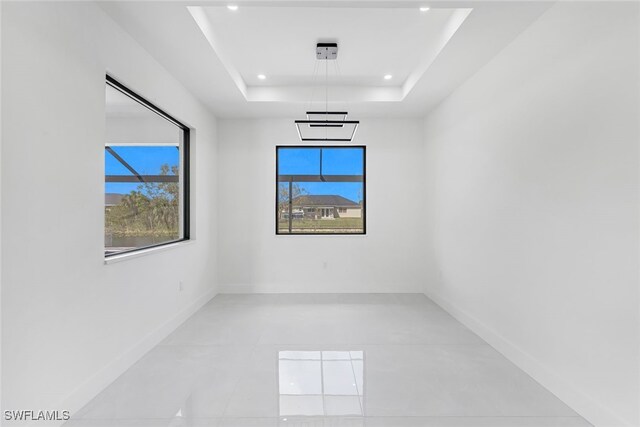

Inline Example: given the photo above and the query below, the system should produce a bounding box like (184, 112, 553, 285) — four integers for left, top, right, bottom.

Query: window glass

(105, 78, 189, 256)
(277, 146, 365, 234)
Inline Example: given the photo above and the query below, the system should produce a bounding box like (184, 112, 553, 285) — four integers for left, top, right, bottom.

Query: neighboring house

(105, 193, 124, 211)
(281, 195, 362, 220)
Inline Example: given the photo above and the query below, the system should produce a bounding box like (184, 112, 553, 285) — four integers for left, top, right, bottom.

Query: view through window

(277, 146, 365, 234)
(105, 77, 189, 256)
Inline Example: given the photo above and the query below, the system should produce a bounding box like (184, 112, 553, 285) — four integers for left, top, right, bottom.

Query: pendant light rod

(325, 58, 328, 114)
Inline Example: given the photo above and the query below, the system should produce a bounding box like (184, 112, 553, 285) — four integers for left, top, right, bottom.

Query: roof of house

(292, 195, 360, 208)
(105, 193, 124, 206)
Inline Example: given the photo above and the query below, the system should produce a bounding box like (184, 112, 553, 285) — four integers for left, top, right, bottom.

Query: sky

(106, 146, 365, 204)
(278, 147, 364, 203)
(105, 146, 179, 194)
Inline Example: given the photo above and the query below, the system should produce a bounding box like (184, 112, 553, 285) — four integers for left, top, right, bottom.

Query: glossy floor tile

(67, 294, 591, 427)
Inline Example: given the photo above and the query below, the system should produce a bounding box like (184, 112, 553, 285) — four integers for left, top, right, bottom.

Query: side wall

(217, 119, 426, 293)
(1, 1, 218, 415)
(0, 0, 3, 416)
(423, 2, 639, 426)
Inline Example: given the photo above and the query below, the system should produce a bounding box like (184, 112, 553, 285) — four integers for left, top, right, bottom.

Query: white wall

(423, 2, 639, 426)
(0, 0, 3, 416)
(1, 1, 218, 417)
(217, 118, 426, 293)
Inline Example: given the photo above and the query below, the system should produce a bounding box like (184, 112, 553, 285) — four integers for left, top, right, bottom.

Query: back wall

(217, 118, 426, 293)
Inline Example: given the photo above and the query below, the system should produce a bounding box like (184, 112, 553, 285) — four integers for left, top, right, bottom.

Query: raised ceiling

(197, 7, 464, 87)
(99, 1, 552, 118)
(190, 5, 470, 104)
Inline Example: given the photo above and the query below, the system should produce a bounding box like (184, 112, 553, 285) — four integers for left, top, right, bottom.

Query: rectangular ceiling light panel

(296, 111, 359, 142)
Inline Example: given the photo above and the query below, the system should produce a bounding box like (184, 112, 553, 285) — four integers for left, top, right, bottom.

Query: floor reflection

(279, 351, 364, 416)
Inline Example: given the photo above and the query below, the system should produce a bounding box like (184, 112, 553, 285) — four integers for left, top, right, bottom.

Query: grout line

(159, 341, 496, 347)
(320, 351, 326, 416)
(348, 354, 364, 416)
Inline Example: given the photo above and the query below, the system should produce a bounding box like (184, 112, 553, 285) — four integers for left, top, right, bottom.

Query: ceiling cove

(188, 5, 472, 104)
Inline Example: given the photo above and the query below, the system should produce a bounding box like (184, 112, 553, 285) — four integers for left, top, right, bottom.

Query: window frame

(105, 75, 191, 258)
(275, 145, 366, 236)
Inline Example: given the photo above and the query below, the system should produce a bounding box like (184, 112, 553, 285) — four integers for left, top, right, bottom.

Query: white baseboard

(425, 290, 630, 427)
(218, 284, 423, 294)
(52, 289, 217, 427)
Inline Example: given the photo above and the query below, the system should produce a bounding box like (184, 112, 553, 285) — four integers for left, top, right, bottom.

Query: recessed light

(420, 6, 430, 12)
(257, 74, 266, 80)
(384, 74, 393, 80)
(227, 5, 238, 11)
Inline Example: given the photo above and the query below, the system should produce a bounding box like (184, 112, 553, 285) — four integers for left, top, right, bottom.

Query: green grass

(105, 228, 179, 238)
(278, 218, 363, 232)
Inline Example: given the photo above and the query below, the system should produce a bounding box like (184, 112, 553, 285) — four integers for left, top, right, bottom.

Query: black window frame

(105, 75, 191, 257)
(275, 145, 366, 236)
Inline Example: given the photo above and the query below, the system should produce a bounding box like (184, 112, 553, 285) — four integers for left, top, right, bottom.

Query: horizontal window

(105, 76, 190, 257)
(277, 146, 366, 235)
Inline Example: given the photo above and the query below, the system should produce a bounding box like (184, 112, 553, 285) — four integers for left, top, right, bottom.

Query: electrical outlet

(179, 281, 184, 292)
(323, 261, 328, 269)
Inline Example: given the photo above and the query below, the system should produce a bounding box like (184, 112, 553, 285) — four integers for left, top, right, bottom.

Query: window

(104, 76, 190, 256)
(276, 146, 365, 234)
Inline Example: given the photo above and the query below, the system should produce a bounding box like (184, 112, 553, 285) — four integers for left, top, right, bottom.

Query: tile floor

(66, 294, 591, 427)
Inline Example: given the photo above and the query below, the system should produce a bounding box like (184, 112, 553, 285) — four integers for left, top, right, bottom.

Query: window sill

(104, 240, 194, 265)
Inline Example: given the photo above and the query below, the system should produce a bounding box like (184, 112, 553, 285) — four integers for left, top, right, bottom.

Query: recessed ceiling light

(227, 5, 238, 11)
(257, 74, 266, 80)
(420, 7, 430, 12)
(384, 74, 393, 80)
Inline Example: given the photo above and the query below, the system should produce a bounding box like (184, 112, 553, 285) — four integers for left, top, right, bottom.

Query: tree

(105, 164, 180, 238)
(278, 182, 307, 220)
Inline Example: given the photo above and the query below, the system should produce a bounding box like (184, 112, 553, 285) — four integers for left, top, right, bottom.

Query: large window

(276, 146, 365, 235)
(104, 76, 190, 256)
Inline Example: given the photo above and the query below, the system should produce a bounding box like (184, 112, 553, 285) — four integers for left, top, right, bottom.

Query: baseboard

(425, 290, 631, 427)
(52, 289, 217, 427)
(218, 284, 424, 294)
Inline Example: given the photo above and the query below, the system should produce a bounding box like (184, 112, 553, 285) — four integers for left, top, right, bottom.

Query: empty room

(0, 0, 638, 426)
